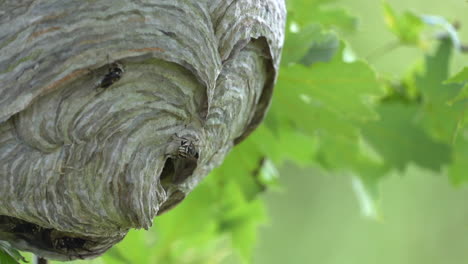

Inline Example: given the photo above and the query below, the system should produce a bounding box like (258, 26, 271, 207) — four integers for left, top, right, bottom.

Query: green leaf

(382, 2, 425, 46)
(246, 124, 319, 168)
(282, 24, 339, 66)
(214, 137, 264, 201)
(275, 43, 383, 125)
(100, 232, 147, 264)
(445, 68, 468, 184)
(309, 7, 358, 32)
(445, 67, 468, 83)
(282, 24, 322, 66)
(0, 241, 25, 264)
(361, 103, 451, 172)
(448, 84, 468, 105)
(446, 67, 468, 105)
(218, 182, 266, 263)
(0, 253, 18, 264)
(142, 179, 233, 264)
(287, 0, 358, 32)
(269, 94, 360, 140)
(0, 252, 18, 264)
(414, 39, 465, 142)
(300, 31, 339, 66)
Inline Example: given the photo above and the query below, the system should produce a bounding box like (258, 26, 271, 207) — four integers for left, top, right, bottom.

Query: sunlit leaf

(383, 2, 425, 46)
(0, 242, 25, 264)
(253, 158, 280, 191)
(276, 43, 383, 125)
(351, 175, 381, 220)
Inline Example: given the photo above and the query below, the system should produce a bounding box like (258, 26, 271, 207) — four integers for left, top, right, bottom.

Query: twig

(34, 255, 48, 264)
(460, 44, 468, 53)
(433, 21, 468, 53)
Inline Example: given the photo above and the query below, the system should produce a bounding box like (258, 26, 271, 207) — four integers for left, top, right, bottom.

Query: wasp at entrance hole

(173, 134, 200, 160)
(178, 138, 199, 160)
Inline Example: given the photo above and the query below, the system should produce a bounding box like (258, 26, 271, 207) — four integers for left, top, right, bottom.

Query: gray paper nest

(0, 0, 285, 260)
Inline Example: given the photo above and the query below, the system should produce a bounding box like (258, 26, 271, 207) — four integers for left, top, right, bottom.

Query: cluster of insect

(51, 236, 88, 255)
(7, 217, 90, 258)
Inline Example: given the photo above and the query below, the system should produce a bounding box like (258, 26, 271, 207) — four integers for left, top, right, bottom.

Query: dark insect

(99, 62, 124, 88)
(52, 237, 87, 251)
(178, 138, 199, 160)
(51, 236, 91, 259)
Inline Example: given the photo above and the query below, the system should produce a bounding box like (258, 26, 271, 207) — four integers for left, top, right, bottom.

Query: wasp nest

(0, 0, 285, 260)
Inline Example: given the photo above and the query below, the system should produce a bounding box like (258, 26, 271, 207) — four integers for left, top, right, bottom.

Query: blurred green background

(338, 0, 468, 76)
(255, 166, 468, 264)
(255, 1, 468, 264)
